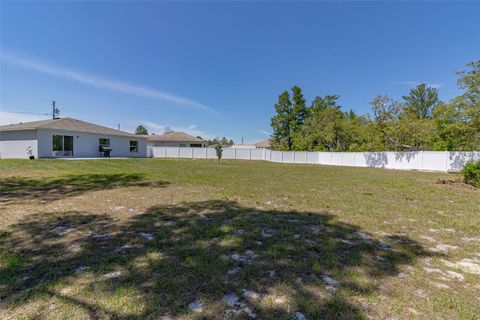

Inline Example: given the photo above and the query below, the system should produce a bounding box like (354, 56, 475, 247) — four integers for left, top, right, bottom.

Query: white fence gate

(148, 147, 480, 172)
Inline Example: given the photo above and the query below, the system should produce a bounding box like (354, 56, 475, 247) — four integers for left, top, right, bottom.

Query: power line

(1, 111, 50, 115)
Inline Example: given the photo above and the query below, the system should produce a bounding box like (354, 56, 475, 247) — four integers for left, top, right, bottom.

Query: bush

(462, 161, 480, 188)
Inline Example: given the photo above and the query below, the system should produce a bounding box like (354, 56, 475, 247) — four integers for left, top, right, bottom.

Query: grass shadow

(0, 173, 169, 204)
(1, 200, 432, 319)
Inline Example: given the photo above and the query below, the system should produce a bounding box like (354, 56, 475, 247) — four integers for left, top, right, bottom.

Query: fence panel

(251, 149, 264, 160)
(420, 152, 445, 171)
(354, 153, 368, 167)
(270, 150, 283, 163)
(293, 151, 307, 164)
(222, 148, 236, 159)
(179, 147, 192, 158)
(282, 152, 295, 163)
(193, 148, 207, 159)
(447, 151, 479, 172)
(331, 152, 343, 166)
(342, 153, 355, 167)
(306, 152, 319, 164)
(235, 149, 250, 160)
(397, 152, 422, 170)
(206, 148, 217, 159)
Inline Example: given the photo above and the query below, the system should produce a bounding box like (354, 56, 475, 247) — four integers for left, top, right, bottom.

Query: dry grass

(0, 158, 479, 319)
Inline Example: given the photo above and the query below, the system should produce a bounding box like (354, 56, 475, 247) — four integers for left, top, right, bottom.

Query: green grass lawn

(0, 159, 479, 319)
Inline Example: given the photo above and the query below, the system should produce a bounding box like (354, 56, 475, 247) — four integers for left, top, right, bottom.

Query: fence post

(249, 148, 252, 160)
(445, 151, 449, 172)
(421, 151, 424, 170)
(281, 151, 284, 163)
(191, 147, 194, 159)
(164, 147, 166, 158)
(293, 151, 296, 163)
(178, 147, 180, 158)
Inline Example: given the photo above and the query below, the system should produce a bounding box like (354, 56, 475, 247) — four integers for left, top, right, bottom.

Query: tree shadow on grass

(0, 173, 169, 204)
(1, 200, 432, 319)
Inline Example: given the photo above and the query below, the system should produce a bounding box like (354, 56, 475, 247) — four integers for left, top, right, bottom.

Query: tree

(310, 95, 341, 113)
(290, 86, 308, 135)
(135, 125, 148, 135)
(207, 137, 234, 147)
(293, 95, 350, 151)
(402, 83, 439, 119)
(454, 60, 480, 111)
(271, 90, 293, 150)
(270, 86, 310, 150)
(215, 144, 223, 163)
(432, 61, 480, 150)
(164, 127, 173, 134)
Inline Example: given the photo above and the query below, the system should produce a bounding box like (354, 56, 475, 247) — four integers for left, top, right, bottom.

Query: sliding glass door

(52, 135, 74, 157)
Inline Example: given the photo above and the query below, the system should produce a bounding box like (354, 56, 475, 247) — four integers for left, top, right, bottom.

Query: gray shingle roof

(0, 118, 143, 138)
(145, 132, 204, 142)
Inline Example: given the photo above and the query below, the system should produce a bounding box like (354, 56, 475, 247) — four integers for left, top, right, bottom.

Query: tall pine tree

(291, 86, 308, 135)
(271, 90, 293, 150)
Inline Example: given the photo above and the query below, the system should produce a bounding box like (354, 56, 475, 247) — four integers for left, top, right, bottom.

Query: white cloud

(0, 109, 50, 126)
(1, 51, 215, 113)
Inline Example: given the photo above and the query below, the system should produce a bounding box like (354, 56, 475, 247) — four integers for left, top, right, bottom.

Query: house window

(130, 140, 138, 152)
(179, 143, 186, 147)
(190, 143, 202, 148)
(52, 135, 73, 156)
(99, 138, 110, 147)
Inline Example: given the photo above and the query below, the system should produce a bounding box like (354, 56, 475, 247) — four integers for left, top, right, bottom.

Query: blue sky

(1, 1, 479, 143)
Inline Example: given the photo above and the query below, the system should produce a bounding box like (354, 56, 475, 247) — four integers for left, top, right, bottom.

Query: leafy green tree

(135, 125, 148, 135)
(433, 61, 480, 150)
(402, 83, 439, 119)
(207, 137, 234, 147)
(310, 95, 341, 113)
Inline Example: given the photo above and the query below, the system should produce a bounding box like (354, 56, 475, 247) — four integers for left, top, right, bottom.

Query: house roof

(254, 140, 271, 148)
(145, 131, 204, 142)
(0, 117, 143, 138)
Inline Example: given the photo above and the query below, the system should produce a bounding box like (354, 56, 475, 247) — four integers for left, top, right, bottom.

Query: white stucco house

(145, 132, 206, 147)
(0, 117, 148, 159)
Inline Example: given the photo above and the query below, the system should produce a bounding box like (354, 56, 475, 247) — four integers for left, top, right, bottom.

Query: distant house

(145, 132, 206, 147)
(254, 140, 271, 148)
(230, 140, 271, 149)
(0, 117, 147, 159)
(229, 144, 257, 149)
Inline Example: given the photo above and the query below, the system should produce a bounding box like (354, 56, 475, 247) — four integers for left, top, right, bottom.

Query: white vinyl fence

(149, 147, 480, 172)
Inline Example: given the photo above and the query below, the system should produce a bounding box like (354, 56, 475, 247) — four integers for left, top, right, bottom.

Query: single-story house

(229, 140, 271, 149)
(229, 144, 257, 149)
(0, 117, 148, 159)
(145, 132, 206, 147)
(254, 140, 271, 148)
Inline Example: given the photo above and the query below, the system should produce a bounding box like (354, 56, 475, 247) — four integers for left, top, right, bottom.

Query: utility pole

(52, 101, 59, 119)
(118, 123, 120, 131)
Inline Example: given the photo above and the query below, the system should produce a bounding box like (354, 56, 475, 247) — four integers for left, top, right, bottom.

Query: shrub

(215, 144, 223, 163)
(462, 161, 480, 188)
